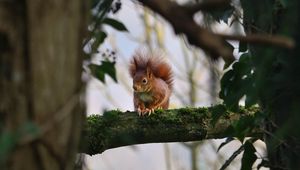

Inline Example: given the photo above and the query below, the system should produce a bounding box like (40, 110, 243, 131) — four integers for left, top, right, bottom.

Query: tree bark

(240, 0, 300, 169)
(81, 106, 262, 155)
(0, 1, 88, 170)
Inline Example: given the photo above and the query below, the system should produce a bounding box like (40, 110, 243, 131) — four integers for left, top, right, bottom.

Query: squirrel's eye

(142, 78, 147, 84)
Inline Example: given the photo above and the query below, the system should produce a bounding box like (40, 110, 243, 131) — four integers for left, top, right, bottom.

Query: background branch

(218, 33, 295, 49)
(137, 0, 235, 62)
(136, 0, 295, 62)
(184, 0, 231, 15)
(80, 105, 262, 155)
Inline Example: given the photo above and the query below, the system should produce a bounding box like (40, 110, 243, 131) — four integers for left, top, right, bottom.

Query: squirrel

(129, 51, 173, 116)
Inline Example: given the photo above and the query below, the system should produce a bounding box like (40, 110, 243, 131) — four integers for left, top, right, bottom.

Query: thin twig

(218, 33, 295, 49)
(219, 144, 244, 170)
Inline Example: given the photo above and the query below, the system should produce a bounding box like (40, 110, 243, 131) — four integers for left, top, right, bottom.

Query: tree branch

(136, 0, 295, 62)
(183, 0, 231, 15)
(218, 33, 295, 49)
(137, 0, 235, 62)
(81, 105, 262, 155)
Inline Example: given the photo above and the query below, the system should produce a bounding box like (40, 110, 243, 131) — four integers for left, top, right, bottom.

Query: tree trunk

(0, 1, 88, 170)
(241, 0, 300, 169)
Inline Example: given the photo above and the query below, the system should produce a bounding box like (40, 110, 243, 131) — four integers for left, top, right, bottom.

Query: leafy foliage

(220, 53, 258, 111)
(231, 115, 256, 141)
(103, 18, 128, 31)
(84, 0, 128, 83)
(218, 49, 268, 168)
(239, 42, 248, 53)
(205, 4, 235, 24)
(89, 61, 117, 83)
(218, 0, 300, 168)
(241, 140, 257, 170)
(91, 31, 107, 53)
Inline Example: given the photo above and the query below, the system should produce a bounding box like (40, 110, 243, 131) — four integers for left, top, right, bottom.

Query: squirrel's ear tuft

(133, 57, 138, 66)
(129, 56, 137, 77)
(146, 66, 152, 79)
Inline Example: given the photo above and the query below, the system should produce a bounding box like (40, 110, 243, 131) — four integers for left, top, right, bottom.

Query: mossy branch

(81, 105, 261, 155)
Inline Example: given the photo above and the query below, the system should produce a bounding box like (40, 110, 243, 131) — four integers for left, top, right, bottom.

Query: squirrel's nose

(133, 85, 137, 91)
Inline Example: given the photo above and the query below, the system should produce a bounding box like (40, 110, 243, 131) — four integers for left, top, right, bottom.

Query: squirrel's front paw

(137, 108, 154, 116)
(137, 107, 148, 116)
(144, 108, 155, 116)
(137, 107, 143, 116)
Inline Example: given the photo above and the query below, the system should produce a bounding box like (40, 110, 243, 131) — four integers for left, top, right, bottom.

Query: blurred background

(82, 1, 267, 169)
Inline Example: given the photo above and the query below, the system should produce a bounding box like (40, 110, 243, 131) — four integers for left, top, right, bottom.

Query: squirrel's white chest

(138, 92, 153, 102)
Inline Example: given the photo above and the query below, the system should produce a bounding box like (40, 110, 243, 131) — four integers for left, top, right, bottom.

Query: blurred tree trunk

(241, 0, 300, 169)
(0, 0, 88, 170)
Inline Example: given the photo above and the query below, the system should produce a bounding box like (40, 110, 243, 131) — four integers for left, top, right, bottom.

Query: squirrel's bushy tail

(129, 50, 173, 90)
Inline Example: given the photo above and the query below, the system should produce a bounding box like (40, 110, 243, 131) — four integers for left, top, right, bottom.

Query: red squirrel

(129, 51, 173, 116)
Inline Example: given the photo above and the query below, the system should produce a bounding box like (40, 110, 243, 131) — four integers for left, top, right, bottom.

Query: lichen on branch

(80, 105, 261, 155)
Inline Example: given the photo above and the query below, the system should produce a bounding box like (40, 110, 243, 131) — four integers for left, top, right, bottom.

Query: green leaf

(208, 5, 234, 24)
(220, 52, 258, 111)
(239, 42, 248, 52)
(91, 31, 107, 53)
(238, 53, 251, 64)
(96, 0, 114, 13)
(245, 91, 257, 108)
(103, 18, 128, 32)
(89, 61, 117, 83)
(241, 141, 257, 170)
(219, 69, 241, 111)
(90, 64, 105, 82)
(217, 137, 235, 152)
(219, 69, 234, 99)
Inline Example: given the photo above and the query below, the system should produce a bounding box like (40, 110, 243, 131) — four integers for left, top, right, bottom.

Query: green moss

(103, 110, 121, 118)
(177, 107, 194, 115)
(82, 105, 261, 155)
